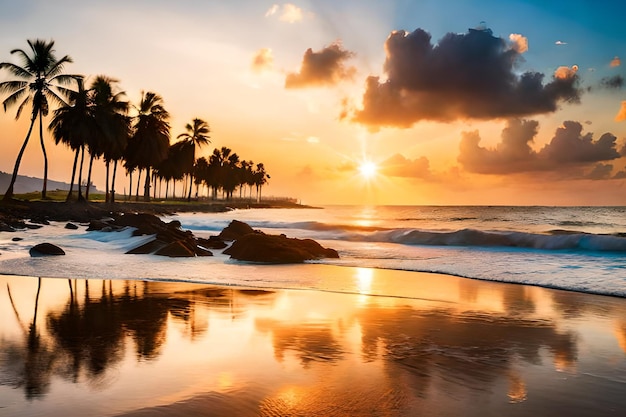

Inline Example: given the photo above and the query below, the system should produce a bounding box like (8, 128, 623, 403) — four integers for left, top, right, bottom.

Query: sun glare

(358, 161, 378, 179)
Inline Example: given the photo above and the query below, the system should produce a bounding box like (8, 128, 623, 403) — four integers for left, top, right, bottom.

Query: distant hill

(0, 171, 101, 195)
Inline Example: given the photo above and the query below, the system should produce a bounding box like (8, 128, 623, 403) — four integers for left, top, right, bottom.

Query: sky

(0, 0, 625, 205)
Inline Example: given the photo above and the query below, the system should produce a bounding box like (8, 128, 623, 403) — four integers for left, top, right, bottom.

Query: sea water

(0, 205, 625, 297)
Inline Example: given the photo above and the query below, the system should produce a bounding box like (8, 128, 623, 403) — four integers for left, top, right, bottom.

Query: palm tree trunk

(3, 116, 37, 201)
(135, 169, 142, 201)
(105, 160, 110, 203)
(85, 154, 95, 200)
(38, 113, 49, 199)
(187, 174, 193, 202)
(66, 148, 80, 202)
(111, 160, 119, 204)
(77, 145, 85, 201)
(128, 171, 133, 202)
(143, 167, 151, 202)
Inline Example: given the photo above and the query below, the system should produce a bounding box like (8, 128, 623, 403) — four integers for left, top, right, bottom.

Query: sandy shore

(1, 267, 625, 416)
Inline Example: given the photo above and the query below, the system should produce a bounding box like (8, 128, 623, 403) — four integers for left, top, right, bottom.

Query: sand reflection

(1, 271, 625, 416)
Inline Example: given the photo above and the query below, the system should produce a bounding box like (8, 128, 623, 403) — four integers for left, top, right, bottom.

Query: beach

(1, 268, 626, 417)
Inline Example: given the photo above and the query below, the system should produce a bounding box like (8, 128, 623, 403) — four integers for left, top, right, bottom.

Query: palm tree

(254, 163, 269, 202)
(49, 77, 91, 202)
(90, 76, 131, 204)
(0, 39, 76, 200)
(176, 118, 211, 201)
(129, 91, 170, 202)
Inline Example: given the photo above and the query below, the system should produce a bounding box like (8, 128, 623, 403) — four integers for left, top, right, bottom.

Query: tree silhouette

(0, 39, 76, 200)
(176, 118, 211, 201)
(129, 91, 170, 202)
(49, 77, 91, 201)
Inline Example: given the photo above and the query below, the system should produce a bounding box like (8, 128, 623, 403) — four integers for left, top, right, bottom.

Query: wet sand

(1, 268, 625, 416)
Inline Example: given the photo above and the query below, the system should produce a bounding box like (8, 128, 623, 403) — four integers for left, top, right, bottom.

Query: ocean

(1, 205, 625, 297)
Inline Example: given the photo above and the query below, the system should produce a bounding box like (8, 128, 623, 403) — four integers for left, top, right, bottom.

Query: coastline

(1, 269, 625, 416)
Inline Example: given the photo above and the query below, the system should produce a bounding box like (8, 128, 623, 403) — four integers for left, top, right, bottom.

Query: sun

(358, 161, 378, 179)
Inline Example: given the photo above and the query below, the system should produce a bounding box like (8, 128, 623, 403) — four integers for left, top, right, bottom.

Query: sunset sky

(1, 0, 625, 205)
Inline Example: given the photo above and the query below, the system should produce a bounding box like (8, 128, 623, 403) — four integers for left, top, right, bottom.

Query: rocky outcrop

(218, 220, 255, 241)
(223, 231, 339, 263)
(30, 243, 65, 256)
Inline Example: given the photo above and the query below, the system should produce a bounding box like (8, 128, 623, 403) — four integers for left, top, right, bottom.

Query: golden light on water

(355, 267, 373, 295)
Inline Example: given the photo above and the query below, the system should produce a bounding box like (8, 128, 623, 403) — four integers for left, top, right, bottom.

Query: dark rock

(155, 241, 196, 257)
(24, 223, 43, 230)
(125, 239, 167, 255)
(223, 233, 339, 263)
(30, 242, 65, 257)
(12, 237, 23, 241)
(87, 219, 114, 231)
(195, 246, 213, 257)
(65, 222, 79, 230)
(218, 220, 255, 241)
(196, 236, 228, 250)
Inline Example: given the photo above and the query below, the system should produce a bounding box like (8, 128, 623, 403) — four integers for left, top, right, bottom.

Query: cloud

(265, 3, 306, 23)
(615, 101, 626, 121)
(458, 119, 621, 175)
(251, 48, 274, 73)
(285, 42, 356, 88)
(541, 121, 620, 164)
(509, 33, 528, 53)
(586, 163, 614, 180)
(555, 40, 567, 45)
(610, 56, 621, 67)
(458, 119, 540, 174)
(350, 27, 581, 127)
(554, 65, 578, 80)
(379, 154, 431, 178)
(600, 75, 624, 90)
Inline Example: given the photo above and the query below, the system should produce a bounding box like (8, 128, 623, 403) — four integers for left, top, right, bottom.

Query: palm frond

(0, 80, 28, 95)
(15, 95, 32, 120)
(2, 88, 27, 112)
(9, 48, 35, 71)
(0, 61, 33, 78)
(46, 55, 73, 78)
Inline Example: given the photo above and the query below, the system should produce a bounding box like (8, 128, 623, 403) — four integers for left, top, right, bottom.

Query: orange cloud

(285, 42, 356, 89)
(379, 154, 431, 179)
(616, 101, 626, 121)
(509, 33, 528, 53)
(610, 56, 621, 67)
(554, 65, 578, 79)
(252, 48, 274, 73)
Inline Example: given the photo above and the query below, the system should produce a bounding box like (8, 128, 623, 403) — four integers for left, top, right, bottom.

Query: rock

(125, 239, 167, 255)
(87, 219, 115, 231)
(218, 220, 255, 241)
(12, 237, 23, 241)
(196, 236, 227, 250)
(24, 223, 43, 230)
(29, 243, 65, 257)
(223, 233, 339, 263)
(155, 241, 197, 257)
(194, 246, 213, 257)
(65, 222, 79, 230)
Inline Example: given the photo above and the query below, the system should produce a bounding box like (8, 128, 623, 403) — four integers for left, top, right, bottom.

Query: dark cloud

(285, 42, 356, 88)
(350, 27, 581, 127)
(600, 75, 624, 90)
(586, 163, 614, 180)
(540, 121, 620, 164)
(613, 169, 626, 179)
(458, 119, 540, 174)
(458, 119, 621, 176)
(379, 154, 431, 178)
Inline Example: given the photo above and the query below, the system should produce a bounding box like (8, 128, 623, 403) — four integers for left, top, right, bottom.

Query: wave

(385, 228, 626, 252)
